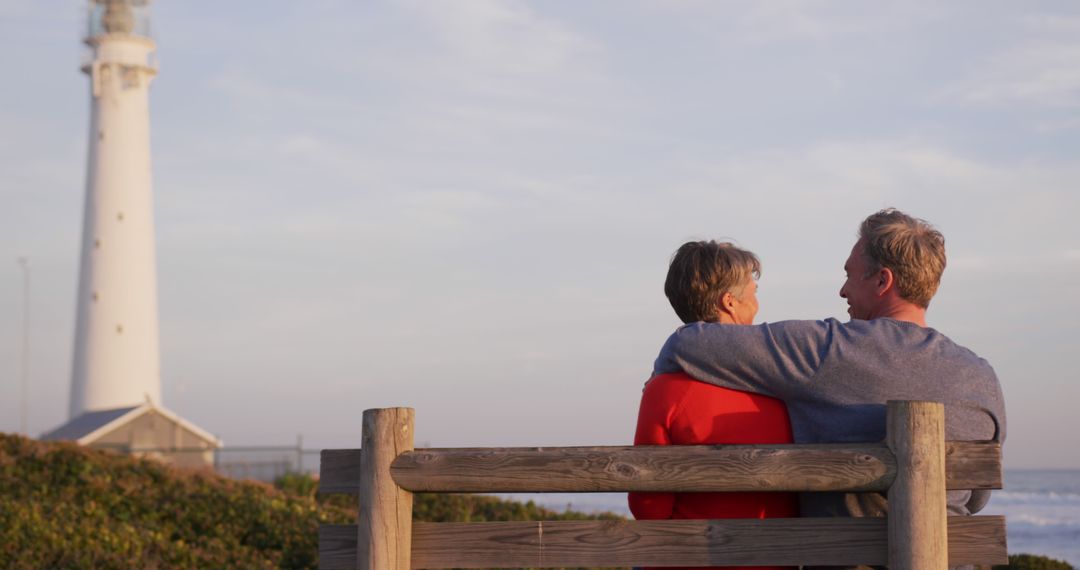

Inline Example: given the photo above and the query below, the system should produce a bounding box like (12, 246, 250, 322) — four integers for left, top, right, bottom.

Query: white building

(44, 0, 220, 465)
(41, 400, 219, 469)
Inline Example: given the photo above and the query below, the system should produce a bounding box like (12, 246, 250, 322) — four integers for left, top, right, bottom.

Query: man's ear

(876, 267, 895, 297)
(717, 291, 736, 317)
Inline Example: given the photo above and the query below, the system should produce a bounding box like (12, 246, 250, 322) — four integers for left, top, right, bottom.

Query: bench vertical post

(357, 407, 414, 570)
(887, 400, 948, 570)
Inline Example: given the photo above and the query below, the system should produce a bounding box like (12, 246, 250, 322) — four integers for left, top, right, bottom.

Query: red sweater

(629, 372, 798, 570)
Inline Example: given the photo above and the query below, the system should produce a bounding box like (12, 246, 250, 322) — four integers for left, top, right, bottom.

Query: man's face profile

(839, 239, 878, 320)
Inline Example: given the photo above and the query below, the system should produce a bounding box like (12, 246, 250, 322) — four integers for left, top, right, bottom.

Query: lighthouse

(71, 0, 162, 417)
(43, 1, 220, 465)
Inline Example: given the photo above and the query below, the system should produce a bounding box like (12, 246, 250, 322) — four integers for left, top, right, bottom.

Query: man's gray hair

(859, 208, 946, 308)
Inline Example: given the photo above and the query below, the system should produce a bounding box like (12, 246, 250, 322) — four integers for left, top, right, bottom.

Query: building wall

(90, 410, 215, 469)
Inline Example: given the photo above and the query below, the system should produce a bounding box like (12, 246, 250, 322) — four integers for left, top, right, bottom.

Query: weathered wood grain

(319, 523, 358, 570)
(318, 516, 1007, 569)
(357, 408, 414, 570)
(319, 442, 1000, 494)
(318, 449, 361, 495)
(887, 401, 948, 570)
(391, 444, 892, 493)
(946, 440, 1002, 489)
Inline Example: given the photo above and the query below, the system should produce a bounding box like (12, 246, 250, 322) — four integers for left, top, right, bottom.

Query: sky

(1, 1, 1078, 469)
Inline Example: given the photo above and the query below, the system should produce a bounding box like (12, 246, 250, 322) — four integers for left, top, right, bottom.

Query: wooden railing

(318, 401, 1007, 569)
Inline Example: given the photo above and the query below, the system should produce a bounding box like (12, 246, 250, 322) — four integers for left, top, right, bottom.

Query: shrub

(0, 433, 620, 569)
(995, 553, 1075, 570)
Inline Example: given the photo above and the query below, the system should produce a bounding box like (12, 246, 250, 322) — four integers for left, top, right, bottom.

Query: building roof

(40, 403, 222, 448)
(40, 405, 140, 442)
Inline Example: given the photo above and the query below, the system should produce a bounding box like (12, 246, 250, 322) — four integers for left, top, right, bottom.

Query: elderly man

(652, 209, 1005, 530)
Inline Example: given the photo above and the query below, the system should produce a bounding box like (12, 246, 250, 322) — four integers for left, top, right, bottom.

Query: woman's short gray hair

(665, 241, 760, 323)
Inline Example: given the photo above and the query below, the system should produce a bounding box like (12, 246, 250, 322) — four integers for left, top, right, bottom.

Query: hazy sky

(2, 1, 1078, 468)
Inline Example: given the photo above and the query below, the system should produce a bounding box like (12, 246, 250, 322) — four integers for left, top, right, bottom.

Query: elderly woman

(629, 241, 797, 570)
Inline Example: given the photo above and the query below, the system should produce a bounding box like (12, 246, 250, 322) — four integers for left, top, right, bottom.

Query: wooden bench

(318, 400, 1006, 569)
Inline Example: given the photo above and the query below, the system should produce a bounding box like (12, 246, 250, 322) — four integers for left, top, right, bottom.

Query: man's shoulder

(928, 328, 994, 368)
(845, 319, 997, 375)
(892, 320, 992, 364)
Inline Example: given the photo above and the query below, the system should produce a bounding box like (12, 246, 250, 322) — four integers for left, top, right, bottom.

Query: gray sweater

(652, 317, 1006, 519)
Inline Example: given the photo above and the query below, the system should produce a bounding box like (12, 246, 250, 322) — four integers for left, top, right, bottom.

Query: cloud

(638, 1, 943, 46)
(1, 0, 80, 21)
(655, 138, 1080, 293)
(401, 0, 600, 78)
(943, 14, 1080, 107)
(951, 249, 1080, 273)
(671, 140, 992, 208)
(1026, 13, 1080, 33)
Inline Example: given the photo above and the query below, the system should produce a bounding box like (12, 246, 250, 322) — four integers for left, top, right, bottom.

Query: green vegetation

(0, 433, 620, 569)
(997, 553, 1076, 570)
(0, 433, 345, 568)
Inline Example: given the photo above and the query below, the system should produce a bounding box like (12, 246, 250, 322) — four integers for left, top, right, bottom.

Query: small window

(121, 66, 140, 89)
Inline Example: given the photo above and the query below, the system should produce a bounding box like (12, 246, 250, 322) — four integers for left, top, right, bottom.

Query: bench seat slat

(319, 516, 1006, 569)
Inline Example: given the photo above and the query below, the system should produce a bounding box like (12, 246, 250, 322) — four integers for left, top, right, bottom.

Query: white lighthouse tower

(44, 1, 220, 465)
(70, 0, 162, 418)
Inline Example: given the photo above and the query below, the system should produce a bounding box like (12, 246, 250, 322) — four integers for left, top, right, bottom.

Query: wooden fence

(318, 401, 1006, 569)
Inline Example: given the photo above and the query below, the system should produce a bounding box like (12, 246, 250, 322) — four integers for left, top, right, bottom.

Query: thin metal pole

(17, 256, 29, 435)
(296, 433, 303, 473)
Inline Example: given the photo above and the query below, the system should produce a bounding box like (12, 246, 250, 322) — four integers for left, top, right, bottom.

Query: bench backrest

(317, 401, 1006, 569)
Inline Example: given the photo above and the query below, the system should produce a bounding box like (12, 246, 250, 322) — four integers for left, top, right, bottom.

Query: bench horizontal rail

(319, 516, 1007, 569)
(318, 441, 1000, 494)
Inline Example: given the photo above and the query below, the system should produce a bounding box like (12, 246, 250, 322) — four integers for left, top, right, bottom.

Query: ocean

(982, 470, 1080, 567)
(499, 469, 1080, 567)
